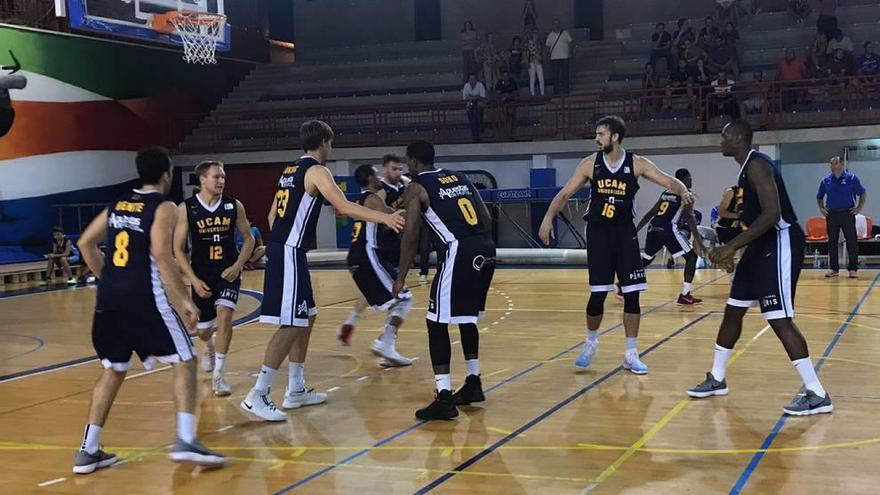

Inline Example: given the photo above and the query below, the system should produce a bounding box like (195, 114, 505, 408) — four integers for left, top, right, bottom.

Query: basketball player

(338, 154, 410, 345)
(344, 165, 413, 366)
(73, 147, 224, 474)
(173, 160, 254, 397)
(240, 121, 405, 422)
(714, 185, 741, 245)
(538, 115, 694, 374)
(393, 140, 496, 421)
(635, 168, 705, 305)
(687, 120, 832, 416)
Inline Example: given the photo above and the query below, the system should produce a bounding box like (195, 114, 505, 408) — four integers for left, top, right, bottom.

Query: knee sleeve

(389, 296, 413, 320)
(587, 291, 608, 317)
(427, 320, 451, 367)
(459, 323, 479, 359)
(623, 291, 640, 314)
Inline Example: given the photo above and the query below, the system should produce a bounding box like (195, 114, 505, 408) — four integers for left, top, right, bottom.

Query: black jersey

(717, 185, 740, 229)
(52, 237, 70, 255)
(350, 190, 381, 250)
(415, 169, 490, 243)
(586, 151, 640, 225)
(736, 151, 798, 233)
(649, 191, 684, 230)
(381, 179, 406, 210)
(268, 156, 324, 248)
(96, 190, 167, 311)
(185, 194, 238, 269)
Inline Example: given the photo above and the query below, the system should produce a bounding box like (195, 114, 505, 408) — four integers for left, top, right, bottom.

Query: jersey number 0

(458, 198, 479, 226)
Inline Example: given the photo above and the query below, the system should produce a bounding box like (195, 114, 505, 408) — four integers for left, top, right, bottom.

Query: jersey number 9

(658, 201, 669, 215)
(276, 190, 290, 218)
(458, 198, 479, 226)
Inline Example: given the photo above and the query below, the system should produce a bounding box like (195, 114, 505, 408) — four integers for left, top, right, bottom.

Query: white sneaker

(201, 345, 215, 373)
(622, 349, 649, 375)
(282, 387, 328, 409)
(86, 276, 96, 284)
(370, 338, 412, 367)
(240, 389, 286, 421)
(418, 275, 428, 283)
(213, 375, 231, 397)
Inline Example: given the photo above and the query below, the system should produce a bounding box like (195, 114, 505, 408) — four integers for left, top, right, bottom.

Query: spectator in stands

(698, 16, 720, 47)
(495, 69, 519, 138)
(690, 57, 713, 110)
(716, 0, 742, 27)
(825, 47, 854, 83)
(546, 19, 574, 94)
(477, 32, 501, 94)
(826, 29, 854, 57)
(710, 69, 738, 117)
(855, 41, 879, 84)
(460, 21, 479, 82)
(706, 32, 740, 79)
(681, 39, 707, 69)
(650, 22, 674, 73)
(788, 0, 811, 24)
(817, 155, 866, 278)
(508, 36, 525, 86)
(522, 0, 537, 33)
(672, 18, 696, 65)
(527, 30, 546, 96)
(641, 62, 662, 112)
(739, 70, 769, 118)
(722, 21, 742, 66)
(816, 0, 838, 40)
(236, 216, 266, 269)
(777, 48, 808, 109)
(44, 226, 75, 285)
(665, 57, 694, 110)
(808, 32, 830, 77)
(75, 222, 97, 284)
(462, 73, 487, 141)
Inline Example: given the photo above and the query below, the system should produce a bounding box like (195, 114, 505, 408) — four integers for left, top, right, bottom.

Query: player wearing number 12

(539, 116, 695, 374)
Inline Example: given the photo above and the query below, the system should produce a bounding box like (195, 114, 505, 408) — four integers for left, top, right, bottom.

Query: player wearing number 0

(74, 147, 224, 475)
(173, 161, 254, 397)
(394, 140, 496, 421)
(687, 120, 833, 416)
(240, 121, 405, 422)
(539, 115, 695, 374)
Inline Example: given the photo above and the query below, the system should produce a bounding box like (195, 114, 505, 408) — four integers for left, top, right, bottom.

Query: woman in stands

(460, 21, 479, 82)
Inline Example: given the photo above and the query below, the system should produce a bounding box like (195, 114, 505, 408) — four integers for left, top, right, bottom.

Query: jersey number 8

(276, 190, 290, 218)
(112, 231, 130, 267)
(458, 198, 479, 226)
(601, 203, 615, 219)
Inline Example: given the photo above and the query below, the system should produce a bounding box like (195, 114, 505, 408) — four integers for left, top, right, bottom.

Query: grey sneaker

(73, 449, 117, 474)
(783, 390, 833, 416)
(213, 375, 231, 397)
(686, 372, 729, 398)
(169, 438, 226, 466)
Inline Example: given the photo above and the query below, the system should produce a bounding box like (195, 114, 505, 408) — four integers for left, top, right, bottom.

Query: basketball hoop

(164, 11, 227, 65)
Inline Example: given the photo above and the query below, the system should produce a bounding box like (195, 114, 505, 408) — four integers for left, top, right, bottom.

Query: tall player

(687, 120, 833, 416)
(338, 154, 410, 345)
(74, 147, 224, 474)
(173, 160, 255, 397)
(345, 165, 413, 366)
(538, 116, 694, 374)
(240, 121, 405, 422)
(635, 168, 705, 305)
(394, 140, 496, 421)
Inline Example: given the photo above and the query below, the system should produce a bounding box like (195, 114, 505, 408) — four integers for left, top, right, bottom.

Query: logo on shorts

(297, 300, 308, 316)
(473, 255, 486, 271)
(762, 295, 779, 308)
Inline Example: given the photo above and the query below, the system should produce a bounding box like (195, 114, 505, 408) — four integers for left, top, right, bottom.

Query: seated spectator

(710, 69, 738, 117)
(641, 62, 662, 111)
(706, 32, 740, 79)
(721, 21, 742, 66)
(698, 16, 720, 47)
(680, 39, 707, 68)
(665, 57, 694, 110)
(495, 69, 519, 138)
(739, 70, 768, 117)
(788, 0, 811, 24)
(808, 33, 830, 77)
(650, 22, 674, 73)
(672, 18, 696, 48)
(462, 73, 487, 141)
(690, 57, 713, 86)
(826, 29, 853, 57)
(776, 48, 808, 109)
(856, 41, 879, 81)
(825, 47, 854, 83)
(236, 216, 266, 269)
(44, 226, 75, 285)
(508, 36, 524, 85)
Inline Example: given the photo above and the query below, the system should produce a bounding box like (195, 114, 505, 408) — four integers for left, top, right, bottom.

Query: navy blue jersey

(381, 179, 406, 210)
(185, 194, 239, 269)
(350, 190, 381, 250)
(586, 151, 640, 225)
(717, 185, 740, 229)
(268, 156, 324, 248)
(649, 191, 684, 230)
(96, 190, 168, 311)
(415, 169, 490, 243)
(736, 151, 798, 234)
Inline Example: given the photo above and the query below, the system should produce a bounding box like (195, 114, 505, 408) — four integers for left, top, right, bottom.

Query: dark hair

(674, 168, 690, 180)
(382, 153, 403, 166)
(866, 41, 874, 50)
(196, 160, 223, 177)
(677, 18, 687, 28)
(705, 16, 713, 22)
(512, 35, 521, 44)
(469, 72, 478, 78)
(406, 140, 435, 166)
(656, 22, 665, 29)
(300, 120, 334, 152)
(52, 226, 63, 234)
(354, 164, 376, 187)
(596, 115, 627, 144)
(136, 146, 172, 185)
(726, 118, 753, 146)
(461, 20, 473, 32)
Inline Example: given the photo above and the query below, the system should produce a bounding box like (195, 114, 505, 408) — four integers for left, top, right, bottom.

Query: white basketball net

(169, 12, 226, 65)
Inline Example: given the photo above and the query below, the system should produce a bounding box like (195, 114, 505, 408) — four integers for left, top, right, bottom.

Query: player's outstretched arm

(539, 154, 595, 245)
(635, 156, 695, 205)
(306, 165, 405, 232)
(153, 202, 199, 331)
(394, 184, 427, 295)
(635, 199, 662, 233)
(77, 208, 109, 278)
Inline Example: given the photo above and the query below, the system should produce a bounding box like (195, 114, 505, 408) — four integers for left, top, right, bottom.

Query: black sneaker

(415, 390, 459, 421)
(452, 375, 485, 405)
(783, 390, 833, 416)
(686, 372, 729, 398)
(169, 438, 226, 467)
(73, 449, 117, 474)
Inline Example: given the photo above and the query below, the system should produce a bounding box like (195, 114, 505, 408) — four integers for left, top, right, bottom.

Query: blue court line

(728, 271, 880, 494)
(0, 289, 263, 383)
(0, 334, 45, 363)
(273, 275, 725, 493)
(413, 312, 714, 494)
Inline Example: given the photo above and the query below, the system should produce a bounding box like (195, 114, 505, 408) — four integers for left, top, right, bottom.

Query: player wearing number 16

(241, 121, 405, 422)
(538, 115, 694, 375)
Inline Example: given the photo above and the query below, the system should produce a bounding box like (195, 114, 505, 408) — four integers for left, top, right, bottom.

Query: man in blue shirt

(817, 156, 867, 278)
(234, 216, 265, 269)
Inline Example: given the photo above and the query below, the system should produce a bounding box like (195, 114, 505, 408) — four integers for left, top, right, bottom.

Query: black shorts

(729, 226, 805, 320)
(191, 265, 241, 330)
(716, 226, 740, 245)
(347, 245, 409, 309)
(92, 305, 194, 371)
(261, 242, 316, 327)
(643, 225, 692, 259)
(428, 236, 496, 324)
(587, 221, 647, 293)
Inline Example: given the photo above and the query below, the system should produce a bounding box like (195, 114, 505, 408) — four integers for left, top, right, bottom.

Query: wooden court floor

(2, 267, 880, 494)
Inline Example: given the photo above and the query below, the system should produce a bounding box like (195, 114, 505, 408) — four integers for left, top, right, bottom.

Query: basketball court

(2, 267, 879, 493)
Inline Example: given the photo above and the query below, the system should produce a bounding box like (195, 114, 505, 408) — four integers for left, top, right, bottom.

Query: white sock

(254, 365, 277, 394)
(682, 282, 692, 295)
(214, 353, 227, 377)
(288, 362, 305, 393)
(434, 373, 452, 392)
(176, 412, 197, 444)
(711, 344, 733, 381)
(465, 359, 480, 377)
(344, 311, 360, 326)
(380, 323, 397, 343)
(586, 330, 599, 344)
(625, 337, 637, 351)
(80, 424, 101, 454)
(792, 357, 827, 398)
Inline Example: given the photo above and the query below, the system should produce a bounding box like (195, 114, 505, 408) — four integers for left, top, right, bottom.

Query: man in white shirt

(462, 73, 486, 140)
(545, 19, 574, 94)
